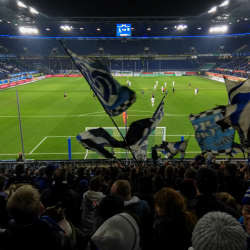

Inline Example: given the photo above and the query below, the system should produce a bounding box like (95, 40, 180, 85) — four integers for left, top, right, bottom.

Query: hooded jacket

(0, 216, 71, 250)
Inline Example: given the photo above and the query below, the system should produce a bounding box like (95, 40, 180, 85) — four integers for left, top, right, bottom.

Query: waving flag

(123, 99, 164, 148)
(156, 140, 189, 159)
(224, 77, 250, 105)
(189, 106, 235, 155)
(76, 128, 123, 158)
(216, 102, 250, 153)
(60, 42, 136, 116)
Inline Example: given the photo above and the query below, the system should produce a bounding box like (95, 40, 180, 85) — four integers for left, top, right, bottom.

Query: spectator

(76, 180, 88, 202)
(0, 186, 71, 250)
(81, 176, 105, 236)
(71, 167, 85, 190)
(41, 168, 81, 227)
(111, 180, 152, 246)
(92, 213, 140, 250)
(34, 166, 46, 184)
(164, 165, 177, 190)
(146, 188, 197, 250)
(184, 168, 197, 180)
(241, 187, 250, 248)
(40, 165, 55, 191)
(151, 145, 159, 168)
(0, 176, 9, 228)
(195, 152, 206, 166)
(177, 179, 197, 205)
(189, 212, 246, 250)
(189, 167, 239, 220)
(153, 174, 165, 193)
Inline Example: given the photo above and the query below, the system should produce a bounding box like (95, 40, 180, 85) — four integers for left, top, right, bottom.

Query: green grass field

(0, 76, 242, 160)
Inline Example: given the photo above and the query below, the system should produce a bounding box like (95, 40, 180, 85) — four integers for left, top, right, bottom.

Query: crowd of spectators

(0, 158, 249, 250)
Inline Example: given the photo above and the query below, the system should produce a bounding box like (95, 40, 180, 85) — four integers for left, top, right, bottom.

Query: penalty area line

(29, 137, 47, 154)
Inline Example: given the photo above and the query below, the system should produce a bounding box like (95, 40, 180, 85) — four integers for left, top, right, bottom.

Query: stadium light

(30, 7, 38, 14)
(147, 28, 151, 31)
(198, 27, 201, 29)
(7, 21, 10, 23)
(97, 28, 100, 31)
(246, 19, 248, 20)
(60, 25, 71, 31)
(19, 27, 38, 34)
(208, 6, 217, 13)
(46, 28, 50, 31)
(209, 26, 228, 32)
(219, 0, 229, 7)
(177, 25, 187, 30)
(0, 20, 2, 22)
(164, 27, 168, 30)
(17, 1, 27, 8)
(131, 28, 134, 30)
(237, 20, 240, 22)
(15, 24, 17, 26)
(80, 28, 84, 30)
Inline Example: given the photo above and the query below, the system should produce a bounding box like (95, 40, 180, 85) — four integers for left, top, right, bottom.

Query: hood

(84, 190, 105, 201)
(124, 197, 144, 218)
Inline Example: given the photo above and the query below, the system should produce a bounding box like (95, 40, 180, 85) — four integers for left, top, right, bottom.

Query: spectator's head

(153, 174, 165, 192)
(191, 212, 247, 250)
(45, 165, 55, 178)
(99, 194, 124, 221)
(15, 163, 24, 177)
(164, 165, 175, 180)
(177, 179, 196, 203)
(216, 192, 239, 213)
(38, 166, 46, 177)
(77, 167, 85, 177)
(195, 167, 219, 195)
(242, 187, 250, 234)
(178, 167, 186, 179)
(225, 163, 238, 177)
(91, 213, 140, 250)
(7, 186, 43, 225)
(0, 176, 5, 191)
(111, 180, 131, 201)
(138, 176, 153, 194)
(116, 173, 131, 183)
(184, 168, 197, 180)
(53, 168, 67, 184)
(90, 176, 102, 192)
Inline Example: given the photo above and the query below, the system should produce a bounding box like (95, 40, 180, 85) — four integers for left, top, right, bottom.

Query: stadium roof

(0, 0, 250, 37)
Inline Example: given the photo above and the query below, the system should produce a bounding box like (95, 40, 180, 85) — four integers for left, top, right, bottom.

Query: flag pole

(125, 110, 128, 163)
(16, 90, 25, 161)
(59, 40, 139, 164)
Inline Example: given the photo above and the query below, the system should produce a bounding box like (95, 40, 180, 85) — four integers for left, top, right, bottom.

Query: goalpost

(84, 127, 166, 160)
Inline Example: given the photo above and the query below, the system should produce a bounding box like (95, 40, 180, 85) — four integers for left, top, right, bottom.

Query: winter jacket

(81, 190, 105, 235)
(5, 175, 34, 189)
(41, 183, 81, 227)
(145, 213, 192, 250)
(40, 177, 54, 191)
(0, 216, 72, 250)
(188, 195, 239, 220)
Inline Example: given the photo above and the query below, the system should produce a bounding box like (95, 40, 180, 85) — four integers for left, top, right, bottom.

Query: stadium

(1, 0, 250, 249)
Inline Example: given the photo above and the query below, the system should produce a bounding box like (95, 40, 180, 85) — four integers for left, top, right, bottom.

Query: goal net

(84, 127, 166, 160)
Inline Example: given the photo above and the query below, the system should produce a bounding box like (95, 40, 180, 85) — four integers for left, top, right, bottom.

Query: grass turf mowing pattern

(0, 76, 242, 160)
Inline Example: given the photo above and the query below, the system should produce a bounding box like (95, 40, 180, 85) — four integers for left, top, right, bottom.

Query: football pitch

(0, 76, 242, 161)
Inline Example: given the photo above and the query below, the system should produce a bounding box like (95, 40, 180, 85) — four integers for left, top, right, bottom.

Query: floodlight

(17, 1, 27, 8)
(97, 28, 100, 31)
(237, 20, 240, 22)
(177, 25, 187, 30)
(198, 27, 201, 29)
(219, 0, 229, 7)
(131, 28, 134, 30)
(46, 28, 50, 30)
(209, 26, 228, 32)
(164, 27, 168, 29)
(30, 7, 38, 14)
(80, 28, 83, 30)
(246, 19, 248, 20)
(208, 6, 217, 13)
(15, 24, 17, 26)
(19, 27, 38, 34)
(60, 25, 71, 31)
(147, 28, 151, 31)
(0, 20, 2, 22)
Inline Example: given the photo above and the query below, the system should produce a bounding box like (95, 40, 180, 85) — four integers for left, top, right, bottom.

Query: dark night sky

(25, 0, 223, 17)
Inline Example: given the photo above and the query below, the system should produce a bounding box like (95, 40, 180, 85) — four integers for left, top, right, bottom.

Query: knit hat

(195, 167, 219, 195)
(91, 213, 140, 250)
(99, 194, 124, 221)
(78, 180, 88, 189)
(242, 187, 250, 205)
(192, 212, 247, 250)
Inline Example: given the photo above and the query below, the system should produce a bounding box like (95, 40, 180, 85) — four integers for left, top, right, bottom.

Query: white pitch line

(29, 137, 47, 154)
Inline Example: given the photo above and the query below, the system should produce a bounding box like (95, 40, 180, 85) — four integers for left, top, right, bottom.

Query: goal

(84, 127, 166, 159)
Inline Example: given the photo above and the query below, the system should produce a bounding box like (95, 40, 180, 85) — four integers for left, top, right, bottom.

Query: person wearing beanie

(188, 167, 239, 220)
(91, 213, 140, 250)
(189, 212, 247, 250)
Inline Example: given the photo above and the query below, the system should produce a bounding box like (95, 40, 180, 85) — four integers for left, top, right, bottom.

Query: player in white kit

(154, 85, 156, 90)
(165, 82, 167, 87)
(195, 88, 197, 96)
(156, 81, 158, 86)
(151, 97, 155, 107)
(161, 86, 164, 93)
(173, 81, 175, 87)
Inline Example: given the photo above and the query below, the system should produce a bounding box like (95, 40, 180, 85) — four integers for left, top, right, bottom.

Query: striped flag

(124, 99, 164, 148)
(189, 106, 235, 155)
(76, 128, 122, 158)
(61, 44, 136, 116)
(156, 140, 189, 159)
(216, 102, 250, 153)
(224, 77, 250, 105)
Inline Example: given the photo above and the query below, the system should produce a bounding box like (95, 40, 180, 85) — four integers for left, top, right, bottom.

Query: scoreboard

(116, 24, 131, 37)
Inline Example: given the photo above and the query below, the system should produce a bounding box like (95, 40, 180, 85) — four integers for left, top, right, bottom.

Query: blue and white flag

(224, 77, 250, 105)
(189, 106, 235, 155)
(76, 128, 123, 158)
(156, 140, 189, 159)
(124, 100, 164, 147)
(216, 102, 250, 153)
(231, 142, 244, 157)
(61, 44, 136, 116)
